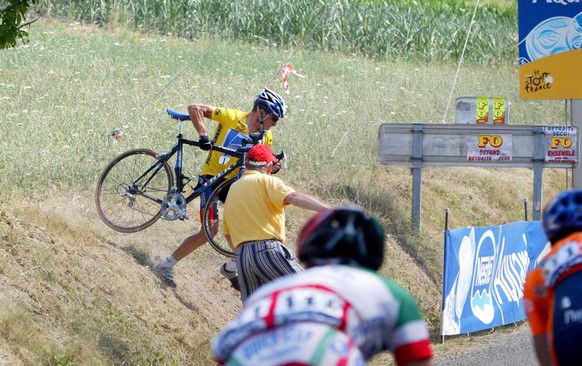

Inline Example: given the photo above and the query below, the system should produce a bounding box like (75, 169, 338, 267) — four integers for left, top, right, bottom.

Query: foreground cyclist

(524, 189, 582, 366)
(157, 87, 286, 289)
(213, 205, 434, 366)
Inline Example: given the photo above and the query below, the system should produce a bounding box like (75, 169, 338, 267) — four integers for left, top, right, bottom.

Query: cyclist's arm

(402, 359, 433, 366)
(532, 334, 553, 366)
(524, 270, 553, 366)
(271, 161, 281, 174)
(187, 103, 214, 137)
(284, 192, 330, 212)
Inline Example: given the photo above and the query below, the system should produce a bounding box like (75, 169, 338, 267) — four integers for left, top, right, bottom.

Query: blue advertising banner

(518, 0, 582, 99)
(441, 221, 550, 335)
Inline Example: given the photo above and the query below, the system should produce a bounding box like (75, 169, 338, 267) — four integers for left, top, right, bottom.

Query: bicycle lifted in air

(95, 108, 284, 257)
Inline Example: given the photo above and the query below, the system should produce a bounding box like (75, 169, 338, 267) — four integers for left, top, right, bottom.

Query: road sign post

(378, 123, 578, 232)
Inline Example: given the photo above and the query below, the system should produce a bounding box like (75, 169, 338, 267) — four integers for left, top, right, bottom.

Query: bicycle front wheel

(96, 148, 174, 233)
(202, 177, 237, 257)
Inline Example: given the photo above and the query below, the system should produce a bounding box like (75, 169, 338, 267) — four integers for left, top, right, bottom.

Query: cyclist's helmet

(254, 87, 286, 119)
(543, 189, 582, 244)
(297, 205, 385, 271)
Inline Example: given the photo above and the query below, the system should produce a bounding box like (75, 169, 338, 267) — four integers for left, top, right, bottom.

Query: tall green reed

(35, 0, 517, 65)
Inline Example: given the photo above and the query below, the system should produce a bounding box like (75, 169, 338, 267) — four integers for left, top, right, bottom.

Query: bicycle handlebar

(167, 108, 284, 160)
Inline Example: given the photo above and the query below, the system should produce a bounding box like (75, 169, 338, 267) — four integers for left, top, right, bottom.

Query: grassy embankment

(0, 0, 569, 364)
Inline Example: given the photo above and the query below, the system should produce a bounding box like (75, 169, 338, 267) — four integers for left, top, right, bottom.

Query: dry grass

(0, 15, 572, 366)
(1, 164, 565, 365)
(1, 197, 242, 365)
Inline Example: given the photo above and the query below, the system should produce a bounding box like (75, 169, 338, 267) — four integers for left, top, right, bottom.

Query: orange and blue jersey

(523, 232, 582, 366)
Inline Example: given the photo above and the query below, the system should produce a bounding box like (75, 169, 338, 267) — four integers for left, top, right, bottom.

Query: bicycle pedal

(179, 212, 190, 221)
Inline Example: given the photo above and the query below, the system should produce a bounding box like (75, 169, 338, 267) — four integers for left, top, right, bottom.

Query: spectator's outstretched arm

(284, 192, 330, 212)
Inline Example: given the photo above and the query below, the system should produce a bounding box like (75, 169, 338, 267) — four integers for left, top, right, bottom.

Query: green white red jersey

(212, 265, 433, 365)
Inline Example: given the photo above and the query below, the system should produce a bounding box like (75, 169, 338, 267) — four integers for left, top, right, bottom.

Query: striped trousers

(236, 239, 304, 302)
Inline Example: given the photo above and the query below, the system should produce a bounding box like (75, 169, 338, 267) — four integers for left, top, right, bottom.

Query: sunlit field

(0, 0, 572, 363)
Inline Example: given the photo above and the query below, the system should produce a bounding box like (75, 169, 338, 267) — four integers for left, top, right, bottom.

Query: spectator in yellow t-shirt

(223, 144, 330, 301)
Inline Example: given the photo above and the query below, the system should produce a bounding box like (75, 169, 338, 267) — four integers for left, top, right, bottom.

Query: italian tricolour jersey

(212, 265, 433, 366)
(201, 107, 273, 178)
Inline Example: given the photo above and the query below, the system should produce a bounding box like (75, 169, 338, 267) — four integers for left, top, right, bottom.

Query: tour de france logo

(524, 69, 553, 95)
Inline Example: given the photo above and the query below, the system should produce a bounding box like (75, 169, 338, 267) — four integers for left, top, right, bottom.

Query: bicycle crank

(161, 192, 188, 221)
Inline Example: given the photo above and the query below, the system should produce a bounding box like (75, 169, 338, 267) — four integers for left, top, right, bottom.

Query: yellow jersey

(200, 107, 273, 178)
(223, 170, 295, 247)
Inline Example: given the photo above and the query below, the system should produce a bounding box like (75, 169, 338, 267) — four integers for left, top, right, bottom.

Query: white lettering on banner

(531, 0, 581, 4)
(476, 256, 495, 286)
(496, 251, 529, 304)
(565, 308, 582, 324)
(493, 235, 530, 306)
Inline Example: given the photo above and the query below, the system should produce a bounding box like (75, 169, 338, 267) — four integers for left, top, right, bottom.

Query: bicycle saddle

(167, 108, 190, 121)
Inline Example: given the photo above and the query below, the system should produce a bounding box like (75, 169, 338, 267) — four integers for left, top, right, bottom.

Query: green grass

(2, 12, 567, 283)
(0, 15, 564, 250)
(0, 6, 570, 364)
(35, 0, 517, 64)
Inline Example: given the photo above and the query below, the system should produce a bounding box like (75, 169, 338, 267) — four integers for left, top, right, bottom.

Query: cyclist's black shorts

(196, 175, 235, 219)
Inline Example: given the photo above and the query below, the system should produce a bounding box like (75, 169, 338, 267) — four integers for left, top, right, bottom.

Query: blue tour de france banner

(518, 0, 582, 100)
(441, 221, 550, 336)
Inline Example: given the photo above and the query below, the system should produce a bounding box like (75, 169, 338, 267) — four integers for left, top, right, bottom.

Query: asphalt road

(435, 325, 538, 366)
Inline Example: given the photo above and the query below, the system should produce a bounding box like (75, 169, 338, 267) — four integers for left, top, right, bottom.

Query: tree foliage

(1, 0, 39, 49)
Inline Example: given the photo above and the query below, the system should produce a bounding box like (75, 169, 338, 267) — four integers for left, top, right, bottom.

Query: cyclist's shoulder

(304, 266, 407, 298)
(211, 107, 249, 124)
(540, 233, 582, 266)
(554, 232, 582, 247)
(265, 130, 274, 144)
(523, 268, 547, 302)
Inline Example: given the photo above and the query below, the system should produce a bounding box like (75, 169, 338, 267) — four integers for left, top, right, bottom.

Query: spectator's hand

(271, 161, 282, 174)
(199, 135, 212, 151)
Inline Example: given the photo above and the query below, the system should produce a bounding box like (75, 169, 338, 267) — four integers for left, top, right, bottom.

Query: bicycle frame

(153, 119, 251, 205)
(95, 109, 275, 247)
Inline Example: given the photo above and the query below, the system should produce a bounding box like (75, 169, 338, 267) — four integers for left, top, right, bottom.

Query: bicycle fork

(160, 141, 189, 221)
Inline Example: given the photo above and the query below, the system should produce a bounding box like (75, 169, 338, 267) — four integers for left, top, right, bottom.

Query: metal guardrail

(377, 123, 579, 231)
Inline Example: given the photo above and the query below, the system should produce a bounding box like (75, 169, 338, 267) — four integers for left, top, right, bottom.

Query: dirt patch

(1, 186, 540, 365)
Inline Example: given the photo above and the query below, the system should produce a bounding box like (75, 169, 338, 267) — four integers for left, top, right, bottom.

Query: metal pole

(411, 124, 424, 234)
(412, 167, 422, 234)
(524, 197, 528, 221)
(572, 99, 582, 188)
(440, 208, 450, 344)
(533, 127, 545, 221)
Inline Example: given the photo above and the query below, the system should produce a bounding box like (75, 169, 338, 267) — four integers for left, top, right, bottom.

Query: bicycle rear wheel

(96, 148, 174, 233)
(202, 177, 237, 257)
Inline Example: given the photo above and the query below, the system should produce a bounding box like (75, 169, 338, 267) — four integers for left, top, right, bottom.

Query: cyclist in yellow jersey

(222, 144, 331, 301)
(199, 107, 273, 178)
(157, 88, 286, 289)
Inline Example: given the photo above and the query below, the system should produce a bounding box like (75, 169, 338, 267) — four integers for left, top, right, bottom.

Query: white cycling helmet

(254, 87, 286, 119)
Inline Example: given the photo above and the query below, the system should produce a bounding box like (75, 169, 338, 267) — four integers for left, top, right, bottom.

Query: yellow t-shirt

(200, 107, 273, 178)
(223, 170, 295, 248)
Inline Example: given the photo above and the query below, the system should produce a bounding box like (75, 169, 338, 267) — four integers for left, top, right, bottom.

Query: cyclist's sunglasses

(270, 114, 279, 122)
